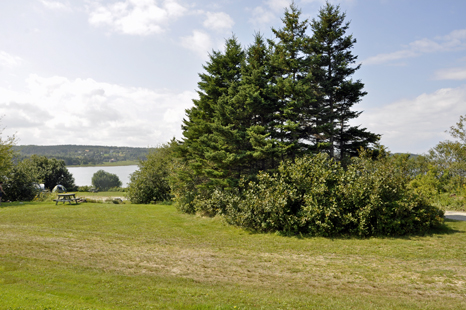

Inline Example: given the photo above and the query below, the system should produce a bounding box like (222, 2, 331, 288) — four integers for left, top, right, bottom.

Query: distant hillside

(13, 145, 150, 166)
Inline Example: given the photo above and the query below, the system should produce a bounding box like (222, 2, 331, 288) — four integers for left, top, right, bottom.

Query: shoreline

(66, 161, 139, 168)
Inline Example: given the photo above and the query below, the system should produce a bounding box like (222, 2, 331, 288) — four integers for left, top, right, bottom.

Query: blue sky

(0, 0, 465, 154)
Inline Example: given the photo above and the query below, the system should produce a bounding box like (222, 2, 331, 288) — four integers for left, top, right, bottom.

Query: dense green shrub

(108, 187, 127, 192)
(170, 157, 209, 214)
(92, 170, 122, 191)
(3, 160, 38, 201)
(222, 153, 341, 234)
(78, 185, 93, 192)
(408, 168, 443, 199)
(341, 152, 443, 236)
(127, 144, 172, 204)
(219, 152, 443, 236)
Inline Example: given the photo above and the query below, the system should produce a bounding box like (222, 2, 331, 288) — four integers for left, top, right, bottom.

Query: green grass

(75, 191, 127, 198)
(1, 201, 466, 309)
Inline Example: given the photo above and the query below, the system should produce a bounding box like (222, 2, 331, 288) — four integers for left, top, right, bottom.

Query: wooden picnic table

(54, 193, 79, 205)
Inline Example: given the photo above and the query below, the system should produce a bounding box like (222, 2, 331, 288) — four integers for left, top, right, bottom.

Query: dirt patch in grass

(1, 227, 465, 301)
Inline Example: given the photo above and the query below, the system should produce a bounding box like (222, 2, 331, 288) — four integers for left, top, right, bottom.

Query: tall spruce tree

(268, 3, 319, 160)
(242, 34, 280, 171)
(198, 34, 277, 189)
(179, 37, 245, 191)
(310, 2, 378, 161)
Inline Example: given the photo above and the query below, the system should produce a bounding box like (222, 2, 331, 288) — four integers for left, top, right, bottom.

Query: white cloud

(88, 0, 187, 36)
(441, 29, 466, 43)
(435, 67, 466, 80)
(39, 0, 71, 10)
(0, 51, 23, 67)
(355, 85, 466, 153)
(249, 6, 276, 27)
(180, 30, 213, 59)
(203, 12, 234, 32)
(364, 28, 466, 65)
(301, 0, 357, 6)
(266, 0, 292, 12)
(248, 0, 292, 28)
(364, 50, 418, 65)
(0, 74, 196, 146)
(249, 0, 351, 28)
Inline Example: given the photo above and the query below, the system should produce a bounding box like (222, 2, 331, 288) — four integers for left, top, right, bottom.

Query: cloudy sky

(0, 0, 465, 154)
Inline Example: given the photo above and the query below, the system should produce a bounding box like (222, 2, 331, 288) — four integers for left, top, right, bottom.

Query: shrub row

(191, 152, 444, 237)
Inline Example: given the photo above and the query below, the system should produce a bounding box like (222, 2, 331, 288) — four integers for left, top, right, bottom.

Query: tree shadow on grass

(254, 220, 464, 240)
(0, 201, 48, 209)
(0, 202, 26, 208)
(423, 220, 463, 236)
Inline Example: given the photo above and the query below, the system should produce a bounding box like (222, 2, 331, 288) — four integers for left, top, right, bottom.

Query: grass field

(75, 191, 128, 201)
(1, 201, 465, 309)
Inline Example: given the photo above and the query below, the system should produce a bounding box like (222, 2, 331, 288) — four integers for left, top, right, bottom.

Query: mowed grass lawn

(1, 202, 465, 309)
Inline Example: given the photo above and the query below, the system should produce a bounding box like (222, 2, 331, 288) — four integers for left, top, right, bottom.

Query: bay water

(67, 165, 139, 187)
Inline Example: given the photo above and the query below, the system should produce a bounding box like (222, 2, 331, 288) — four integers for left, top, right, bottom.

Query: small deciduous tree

(0, 122, 16, 181)
(25, 155, 76, 190)
(0, 122, 37, 201)
(449, 114, 466, 144)
(3, 159, 38, 201)
(127, 143, 173, 204)
(92, 170, 122, 191)
(427, 115, 466, 192)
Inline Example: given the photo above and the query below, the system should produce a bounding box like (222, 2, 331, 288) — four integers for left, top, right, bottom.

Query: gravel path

(445, 211, 466, 221)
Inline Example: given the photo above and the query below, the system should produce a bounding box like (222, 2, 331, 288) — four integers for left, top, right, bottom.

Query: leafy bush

(341, 151, 443, 236)
(92, 170, 122, 191)
(108, 187, 127, 192)
(33, 191, 54, 202)
(409, 168, 443, 200)
(3, 160, 38, 201)
(219, 152, 444, 237)
(127, 143, 173, 204)
(170, 158, 208, 214)
(78, 185, 93, 192)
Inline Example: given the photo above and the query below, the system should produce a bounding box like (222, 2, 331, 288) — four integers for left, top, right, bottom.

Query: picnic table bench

(53, 193, 79, 205)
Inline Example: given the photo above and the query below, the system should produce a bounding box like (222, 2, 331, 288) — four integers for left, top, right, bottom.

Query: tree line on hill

(14, 145, 149, 166)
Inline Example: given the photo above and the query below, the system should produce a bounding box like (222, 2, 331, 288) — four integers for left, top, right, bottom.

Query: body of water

(67, 165, 139, 187)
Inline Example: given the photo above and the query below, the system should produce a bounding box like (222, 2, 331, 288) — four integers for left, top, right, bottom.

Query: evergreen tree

(179, 37, 245, 191)
(207, 33, 278, 187)
(242, 34, 280, 171)
(195, 34, 278, 189)
(268, 3, 319, 160)
(175, 3, 380, 211)
(310, 2, 378, 161)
